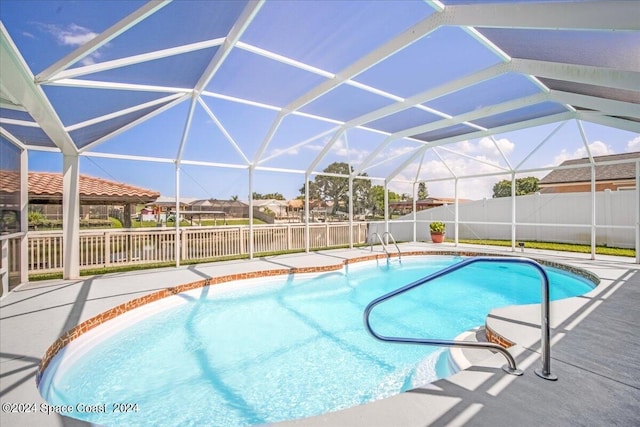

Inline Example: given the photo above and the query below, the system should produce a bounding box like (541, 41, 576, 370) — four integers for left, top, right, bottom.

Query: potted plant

(429, 221, 446, 243)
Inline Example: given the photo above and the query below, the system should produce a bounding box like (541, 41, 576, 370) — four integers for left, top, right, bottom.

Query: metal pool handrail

(363, 256, 558, 380)
(370, 232, 401, 262)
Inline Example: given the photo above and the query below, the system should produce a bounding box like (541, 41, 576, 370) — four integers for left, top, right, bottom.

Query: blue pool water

(39, 256, 593, 426)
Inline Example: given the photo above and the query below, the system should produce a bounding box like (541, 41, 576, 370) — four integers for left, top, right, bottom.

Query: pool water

(39, 256, 593, 426)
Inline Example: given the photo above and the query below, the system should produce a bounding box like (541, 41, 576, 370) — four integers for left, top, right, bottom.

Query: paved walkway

(1, 243, 638, 426)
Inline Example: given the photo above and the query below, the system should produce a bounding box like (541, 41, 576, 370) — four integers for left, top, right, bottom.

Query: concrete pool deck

(1, 243, 638, 426)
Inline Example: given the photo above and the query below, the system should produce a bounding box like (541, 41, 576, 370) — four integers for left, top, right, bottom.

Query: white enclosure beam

(255, 10, 446, 164)
(391, 92, 549, 140)
(636, 161, 640, 264)
(304, 173, 310, 253)
(577, 112, 640, 134)
(67, 93, 184, 132)
(174, 164, 181, 267)
(78, 94, 188, 153)
(36, 0, 171, 83)
(436, 145, 511, 172)
(236, 41, 334, 79)
(305, 129, 346, 175)
(47, 38, 225, 82)
(387, 146, 429, 182)
(550, 91, 640, 120)
(348, 175, 354, 249)
(511, 59, 640, 92)
(285, 12, 445, 114)
(511, 173, 516, 252)
(0, 118, 41, 128)
(361, 145, 424, 174)
(577, 120, 597, 260)
(81, 151, 175, 163)
(1, 24, 77, 155)
(490, 136, 514, 171)
(175, 95, 198, 164)
(515, 121, 569, 171)
(423, 111, 576, 149)
(0, 127, 27, 151)
(198, 97, 250, 164)
(253, 112, 286, 163)
(258, 126, 340, 165)
(62, 154, 80, 279)
(454, 178, 459, 247)
(194, 1, 264, 94)
(47, 78, 192, 94)
(412, 182, 417, 242)
(445, 1, 640, 31)
(20, 148, 28, 284)
(384, 181, 389, 235)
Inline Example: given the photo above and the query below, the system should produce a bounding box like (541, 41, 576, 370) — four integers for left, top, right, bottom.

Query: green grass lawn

(200, 218, 265, 226)
(450, 238, 635, 257)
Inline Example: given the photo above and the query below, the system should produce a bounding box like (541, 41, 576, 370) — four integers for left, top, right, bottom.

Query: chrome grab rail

(369, 232, 401, 262)
(381, 231, 401, 263)
(363, 256, 558, 380)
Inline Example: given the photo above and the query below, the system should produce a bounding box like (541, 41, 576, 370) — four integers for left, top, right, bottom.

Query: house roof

(539, 152, 640, 185)
(0, 171, 160, 204)
(252, 199, 288, 207)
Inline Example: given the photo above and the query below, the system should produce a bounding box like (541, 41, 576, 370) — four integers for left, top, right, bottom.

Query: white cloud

(390, 138, 517, 200)
(40, 23, 103, 65)
(627, 136, 640, 152)
(450, 137, 514, 162)
(50, 23, 98, 46)
(552, 140, 615, 165)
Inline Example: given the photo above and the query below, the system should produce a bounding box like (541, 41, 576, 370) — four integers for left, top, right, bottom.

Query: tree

(299, 162, 371, 215)
(418, 182, 428, 200)
(230, 195, 239, 201)
(253, 192, 285, 200)
(370, 185, 401, 217)
(492, 176, 540, 198)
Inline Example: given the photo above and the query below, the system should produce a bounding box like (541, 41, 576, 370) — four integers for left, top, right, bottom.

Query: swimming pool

(38, 256, 594, 426)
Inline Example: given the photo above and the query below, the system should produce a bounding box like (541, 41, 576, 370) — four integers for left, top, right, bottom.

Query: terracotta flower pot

(430, 232, 445, 243)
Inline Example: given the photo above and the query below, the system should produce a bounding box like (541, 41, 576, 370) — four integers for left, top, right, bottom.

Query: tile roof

(539, 152, 640, 185)
(0, 171, 160, 203)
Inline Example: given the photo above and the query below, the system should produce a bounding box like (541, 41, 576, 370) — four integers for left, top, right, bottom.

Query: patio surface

(1, 242, 638, 426)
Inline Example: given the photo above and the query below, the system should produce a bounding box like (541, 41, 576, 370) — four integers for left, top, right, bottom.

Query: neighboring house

(539, 152, 640, 193)
(0, 171, 160, 228)
(252, 199, 289, 218)
(389, 197, 470, 215)
(152, 196, 197, 213)
(207, 199, 248, 218)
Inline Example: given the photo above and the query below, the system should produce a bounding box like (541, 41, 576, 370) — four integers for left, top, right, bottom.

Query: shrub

(429, 221, 446, 233)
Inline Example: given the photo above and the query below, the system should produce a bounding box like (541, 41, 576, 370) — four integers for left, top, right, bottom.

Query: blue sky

(3, 0, 638, 201)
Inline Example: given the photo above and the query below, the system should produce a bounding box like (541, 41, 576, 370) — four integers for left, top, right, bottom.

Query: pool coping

(34, 249, 600, 388)
(2, 243, 638, 427)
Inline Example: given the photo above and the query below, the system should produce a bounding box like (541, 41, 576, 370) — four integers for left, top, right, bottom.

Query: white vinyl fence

(372, 190, 637, 249)
(13, 222, 368, 275)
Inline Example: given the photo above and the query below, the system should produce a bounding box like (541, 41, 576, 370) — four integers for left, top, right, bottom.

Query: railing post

(181, 229, 187, 263)
(239, 227, 246, 256)
(325, 223, 329, 247)
(104, 231, 111, 267)
(1, 238, 9, 298)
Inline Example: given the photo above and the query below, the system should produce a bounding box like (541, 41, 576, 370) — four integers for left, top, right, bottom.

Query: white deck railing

(11, 222, 368, 275)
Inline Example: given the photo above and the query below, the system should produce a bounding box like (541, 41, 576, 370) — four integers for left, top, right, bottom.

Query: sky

(2, 0, 638, 202)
